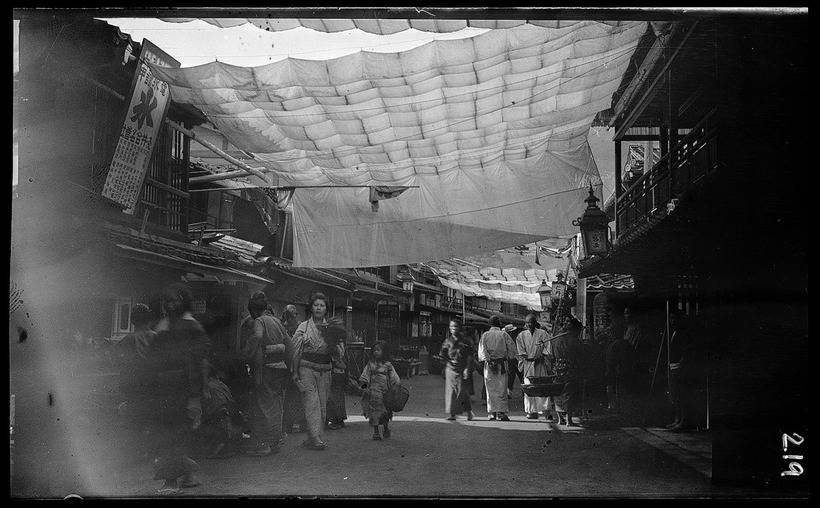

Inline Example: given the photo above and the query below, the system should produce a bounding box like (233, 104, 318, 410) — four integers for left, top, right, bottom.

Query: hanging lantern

(573, 184, 610, 259)
(551, 273, 567, 301)
(397, 270, 414, 293)
(535, 279, 551, 310)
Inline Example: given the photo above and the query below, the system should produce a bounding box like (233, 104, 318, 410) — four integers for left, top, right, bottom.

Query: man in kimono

(516, 314, 554, 420)
(478, 315, 517, 421)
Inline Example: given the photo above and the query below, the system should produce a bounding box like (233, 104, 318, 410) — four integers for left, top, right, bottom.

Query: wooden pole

(164, 119, 271, 185)
(666, 299, 672, 402)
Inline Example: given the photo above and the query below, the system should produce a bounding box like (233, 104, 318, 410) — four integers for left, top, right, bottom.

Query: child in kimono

(358, 340, 401, 441)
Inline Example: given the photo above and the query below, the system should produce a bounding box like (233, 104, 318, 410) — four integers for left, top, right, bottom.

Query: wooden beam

(164, 119, 271, 185)
(611, 27, 668, 127)
(145, 177, 189, 199)
(613, 20, 700, 141)
(659, 126, 669, 157)
(620, 135, 661, 141)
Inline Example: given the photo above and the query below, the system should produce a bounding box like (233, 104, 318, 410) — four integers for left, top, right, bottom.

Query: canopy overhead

(148, 22, 647, 267)
(159, 18, 633, 35)
(421, 248, 571, 311)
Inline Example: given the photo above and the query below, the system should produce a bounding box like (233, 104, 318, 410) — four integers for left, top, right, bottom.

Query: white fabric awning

(148, 22, 647, 267)
(437, 277, 547, 311)
(159, 18, 633, 35)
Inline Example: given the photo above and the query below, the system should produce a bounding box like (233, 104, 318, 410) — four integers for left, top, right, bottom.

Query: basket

(522, 383, 566, 398)
(523, 375, 565, 398)
(385, 383, 410, 412)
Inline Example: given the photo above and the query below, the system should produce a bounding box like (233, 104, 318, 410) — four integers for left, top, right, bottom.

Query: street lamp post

(573, 184, 611, 260)
(536, 279, 551, 312)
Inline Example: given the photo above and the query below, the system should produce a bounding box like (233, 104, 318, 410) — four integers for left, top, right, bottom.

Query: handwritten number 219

(781, 433, 805, 477)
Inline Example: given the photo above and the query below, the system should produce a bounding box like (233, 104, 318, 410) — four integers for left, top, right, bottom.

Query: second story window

(133, 124, 190, 233)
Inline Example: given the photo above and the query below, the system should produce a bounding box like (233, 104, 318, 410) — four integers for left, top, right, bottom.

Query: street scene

(11, 7, 808, 499)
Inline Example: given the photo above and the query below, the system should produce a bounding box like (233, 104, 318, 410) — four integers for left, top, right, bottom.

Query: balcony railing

(615, 108, 719, 239)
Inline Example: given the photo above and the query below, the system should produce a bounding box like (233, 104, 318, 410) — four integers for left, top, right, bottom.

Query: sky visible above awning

(122, 18, 647, 267)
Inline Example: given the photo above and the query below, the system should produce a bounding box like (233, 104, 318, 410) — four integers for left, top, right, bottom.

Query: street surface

(10, 358, 766, 498)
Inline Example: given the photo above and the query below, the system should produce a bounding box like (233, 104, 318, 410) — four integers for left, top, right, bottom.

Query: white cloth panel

(147, 23, 646, 267)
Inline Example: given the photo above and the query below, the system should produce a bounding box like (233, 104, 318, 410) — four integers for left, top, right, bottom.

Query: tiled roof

(210, 235, 266, 267)
(104, 223, 231, 267)
(585, 273, 635, 291)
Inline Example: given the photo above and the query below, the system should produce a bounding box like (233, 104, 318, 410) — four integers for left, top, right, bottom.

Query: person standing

(239, 291, 293, 456)
(358, 340, 401, 440)
(598, 305, 630, 412)
(551, 318, 584, 426)
(478, 316, 516, 421)
(291, 292, 333, 450)
(622, 306, 647, 417)
(439, 320, 475, 421)
(516, 314, 554, 420)
(666, 310, 698, 432)
(326, 332, 348, 430)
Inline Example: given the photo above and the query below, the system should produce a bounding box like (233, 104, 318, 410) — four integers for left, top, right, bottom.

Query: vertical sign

(576, 276, 587, 327)
(102, 39, 179, 212)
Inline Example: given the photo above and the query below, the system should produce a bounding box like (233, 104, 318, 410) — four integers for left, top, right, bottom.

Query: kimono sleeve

(389, 363, 401, 386)
(515, 333, 528, 370)
(477, 334, 488, 362)
(439, 339, 450, 359)
(515, 332, 528, 359)
(291, 321, 307, 358)
(241, 319, 262, 362)
(503, 332, 516, 359)
(358, 362, 372, 386)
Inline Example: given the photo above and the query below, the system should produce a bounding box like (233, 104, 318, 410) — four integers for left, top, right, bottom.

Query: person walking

(281, 305, 307, 435)
(291, 292, 333, 450)
(439, 320, 475, 421)
(551, 317, 584, 426)
(358, 340, 401, 440)
(239, 291, 293, 456)
(113, 303, 157, 402)
(504, 324, 524, 399)
(478, 316, 516, 421)
(516, 314, 554, 421)
(151, 283, 210, 492)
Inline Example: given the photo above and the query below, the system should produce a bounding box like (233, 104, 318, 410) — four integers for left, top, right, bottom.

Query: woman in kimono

(358, 340, 401, 440)
(291, 292, 334, 450)
(439, 320, 475, 421)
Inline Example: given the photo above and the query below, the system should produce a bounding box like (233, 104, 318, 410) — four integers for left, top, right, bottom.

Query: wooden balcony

(615, 108, 719, 241)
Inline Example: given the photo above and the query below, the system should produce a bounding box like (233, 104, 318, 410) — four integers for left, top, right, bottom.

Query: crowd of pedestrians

(438, 304, 705, 433)
(113, 284, 399, 494)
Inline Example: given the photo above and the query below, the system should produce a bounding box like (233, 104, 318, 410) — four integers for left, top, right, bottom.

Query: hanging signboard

(576, 277, 587, 326)
(102, 39, 179, 213)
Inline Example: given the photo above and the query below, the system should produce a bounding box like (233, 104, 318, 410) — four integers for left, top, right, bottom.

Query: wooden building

(580, 16, 808, 489)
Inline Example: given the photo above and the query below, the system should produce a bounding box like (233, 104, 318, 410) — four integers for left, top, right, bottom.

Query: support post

(614, 140, 622, 237)
(659, 125, 669, 158)
(345, 299, 353, 343)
